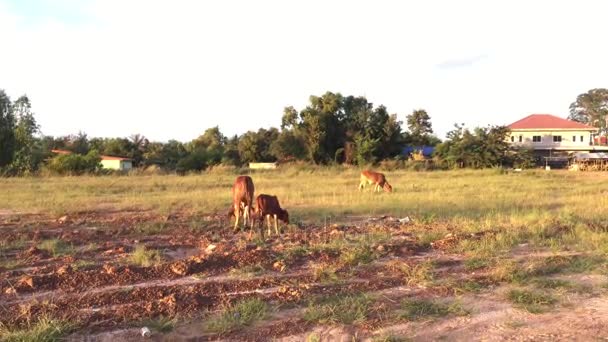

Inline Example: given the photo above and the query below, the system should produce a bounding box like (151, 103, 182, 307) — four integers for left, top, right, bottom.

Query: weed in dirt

(230, 264, 265, 277)
(0, 257, 23, 270)
(0, 238, 26, 253)
(415, 229, 448, 248)
(399, 298, 469, 321)
(311, 263, 340, 283)
(134, 221, 168, 235)
(306, 334, 321, 342)
(280, 245, 309, 263)
(72, 259, 97, 270)
(506, 289, 557, 313)
(303, 294, 372, 325)
(373, 335, 412, 342)
(82, 243, 98, 253)
(128, 245, 163, 267)
(143, 315, 178, 333)
(0, 316, 73, 342)
(340, 245, 373, 266)
(388, 260, 434, 287)
(464, 257, 490, 271)
(448, 279, 488, 294)
(533, 278, 593, 294)
(205, 298, 268, 334)
(37, 239, 74, 257)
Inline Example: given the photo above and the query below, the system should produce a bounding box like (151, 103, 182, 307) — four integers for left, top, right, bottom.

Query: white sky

(1, 0, 607, 142)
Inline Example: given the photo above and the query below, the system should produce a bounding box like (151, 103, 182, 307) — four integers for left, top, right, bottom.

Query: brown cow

(231, 176, 255, 232)
(255, 194, 289, 237)
(359, 170, 392, 193)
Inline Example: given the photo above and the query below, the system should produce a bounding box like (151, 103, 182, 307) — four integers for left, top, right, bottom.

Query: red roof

(101, 155, 132, 161)
(508, 114, 597, 130)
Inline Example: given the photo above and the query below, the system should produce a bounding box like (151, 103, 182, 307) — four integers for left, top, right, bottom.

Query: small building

(249, 162, 278, 170)
(100, 155, 133, 171)
(569, 152, 608, 171)
(402, 146, 435, 158)
(51, 149, 73, 155)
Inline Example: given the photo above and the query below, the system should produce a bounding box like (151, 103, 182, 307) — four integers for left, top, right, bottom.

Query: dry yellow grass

(3, 168, 608, 225)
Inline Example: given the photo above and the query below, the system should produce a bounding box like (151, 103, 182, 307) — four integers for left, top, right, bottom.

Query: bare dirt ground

(2, 210, 608, 341)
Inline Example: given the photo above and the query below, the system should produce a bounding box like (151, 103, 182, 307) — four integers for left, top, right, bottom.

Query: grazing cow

(359, 170, 392, 193)
(255, 194, 289, 236)
(231, 176, 255, 232)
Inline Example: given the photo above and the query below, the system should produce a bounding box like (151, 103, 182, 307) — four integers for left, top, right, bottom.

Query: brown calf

(231, 176, 255, 232)
(255, 194, 289, 236)
(359, 170, 392, 193)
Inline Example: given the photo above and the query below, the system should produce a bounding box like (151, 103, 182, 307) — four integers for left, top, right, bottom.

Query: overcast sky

(1, 0, 607, 142)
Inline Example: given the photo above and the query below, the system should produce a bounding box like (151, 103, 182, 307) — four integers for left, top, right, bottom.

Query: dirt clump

(170, 260, 192, 276)
(56, 264, 73, 276)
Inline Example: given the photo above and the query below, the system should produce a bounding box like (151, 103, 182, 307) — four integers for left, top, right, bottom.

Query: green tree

(222, 135, 241, 166)
(406, 109, 434, 146)
(238, 128, 279, 163)
(568, 88, 608, 135)
(0, 90, 16, 167)
(434, 124, 511, 168)
(191, 126, 227, 166)
(270, 129, 306, 161)
(10, 95, 42, 174)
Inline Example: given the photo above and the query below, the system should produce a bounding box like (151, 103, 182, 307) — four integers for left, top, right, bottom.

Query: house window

(581, 135, 584, 142)
(511, 136, 515, 142)
(553, 135, 562, 142)
(532, 136, 541, 142)
(518, 135, 523, 142)
(573, 136, 576, 142)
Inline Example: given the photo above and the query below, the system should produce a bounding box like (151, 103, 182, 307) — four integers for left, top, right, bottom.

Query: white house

(100, 155, 133, 171)
(507, 114, 603, 152)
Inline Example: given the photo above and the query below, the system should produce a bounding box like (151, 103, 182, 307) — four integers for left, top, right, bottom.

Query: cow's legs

(266, 215, 272, 236)
(243, 205, 250, 232)
(274, 214, 279, 235)
(233, 204, 240, 231)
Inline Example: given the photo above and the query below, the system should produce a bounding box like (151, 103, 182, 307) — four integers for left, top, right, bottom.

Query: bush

(46, 150, 101, 175)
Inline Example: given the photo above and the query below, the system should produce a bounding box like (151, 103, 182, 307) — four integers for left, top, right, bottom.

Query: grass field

(3, 167, 608, 341)
(4, 167, 608, 222)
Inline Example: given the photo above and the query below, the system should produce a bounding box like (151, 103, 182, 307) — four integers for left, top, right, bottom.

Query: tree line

(1, 88, 605, 175)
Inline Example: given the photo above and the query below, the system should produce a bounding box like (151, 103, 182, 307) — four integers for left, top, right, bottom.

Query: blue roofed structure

(402, 146, 435, 157)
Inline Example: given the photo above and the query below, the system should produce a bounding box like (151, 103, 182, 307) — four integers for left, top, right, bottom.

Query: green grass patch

(37, 239, 75, 257)
(373, 335, 412, 342)
(205, 298, 268, 334)
(399, 298, 468, 321)
(311, 264, 340, 283)
(339, 246, 373, 266)
(533, 278, 594, 294)
(0, 317, 73, 342)
(142, 315, 178, 333)
(134, 221, 168, 235)
(303, 294, 372, 325)
(464, 257, 490, 271)
(388, 260, 434, 287)
(506, 289, 557, 313)
(229, 264, 265, 277)
(72, 259, 97, 270)
(127, 245, 163, 267)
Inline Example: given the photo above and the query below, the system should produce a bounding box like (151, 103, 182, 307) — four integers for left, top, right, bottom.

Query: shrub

(46, 150, 101, 175)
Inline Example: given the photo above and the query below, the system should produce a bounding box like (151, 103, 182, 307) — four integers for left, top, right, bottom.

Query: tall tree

(11, 95, 42, 173)
(191, 126, 226, 166)
(406, 109, 434, 146)
(0, 90, 16, 167)
(238, 128, 279, 163)
(568, 88, 608, 135)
